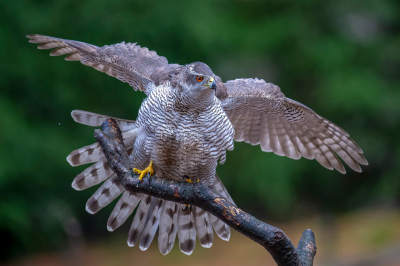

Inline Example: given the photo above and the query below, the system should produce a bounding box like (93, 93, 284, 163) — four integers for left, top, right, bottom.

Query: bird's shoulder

(150, 64, 182, 86)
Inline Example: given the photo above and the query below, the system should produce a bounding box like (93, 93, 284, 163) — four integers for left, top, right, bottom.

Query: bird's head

(180, 62, 216, 100)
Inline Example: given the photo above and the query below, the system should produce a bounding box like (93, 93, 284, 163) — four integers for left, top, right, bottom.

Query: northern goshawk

(27, 34, 368, 255)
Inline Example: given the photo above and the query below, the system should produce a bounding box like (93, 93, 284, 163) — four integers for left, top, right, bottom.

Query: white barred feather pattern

(133, 83, 234, 186)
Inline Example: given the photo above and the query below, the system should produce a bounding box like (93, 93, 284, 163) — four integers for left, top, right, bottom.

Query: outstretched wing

(220, 78, 368, 174)
(26, 34, 169, 95)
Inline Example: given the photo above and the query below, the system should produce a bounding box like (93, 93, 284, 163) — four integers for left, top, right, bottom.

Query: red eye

(196, 76, 204, 82)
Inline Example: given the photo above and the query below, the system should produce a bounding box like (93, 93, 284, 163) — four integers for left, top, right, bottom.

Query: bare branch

(94, 118, 317, 266)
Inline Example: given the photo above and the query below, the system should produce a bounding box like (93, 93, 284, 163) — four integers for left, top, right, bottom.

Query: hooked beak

(204, 77, 216, 90)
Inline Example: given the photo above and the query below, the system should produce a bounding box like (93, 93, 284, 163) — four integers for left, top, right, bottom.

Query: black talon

(182, 205, 189, 212)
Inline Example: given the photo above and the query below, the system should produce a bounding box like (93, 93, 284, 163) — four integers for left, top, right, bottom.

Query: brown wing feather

(27, 34, 169, 94)
(220, 78, 368, 174)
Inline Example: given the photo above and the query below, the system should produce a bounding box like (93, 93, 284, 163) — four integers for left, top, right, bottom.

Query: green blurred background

(1, 0, 400, 265)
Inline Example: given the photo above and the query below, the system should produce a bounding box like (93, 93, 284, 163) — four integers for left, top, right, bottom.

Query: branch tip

(297, 229, 317, 266)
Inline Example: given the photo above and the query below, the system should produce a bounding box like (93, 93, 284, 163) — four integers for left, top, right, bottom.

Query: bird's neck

(175, 89, 215, 111)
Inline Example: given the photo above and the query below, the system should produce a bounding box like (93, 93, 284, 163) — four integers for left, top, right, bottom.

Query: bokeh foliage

(1, 0, 399, 261)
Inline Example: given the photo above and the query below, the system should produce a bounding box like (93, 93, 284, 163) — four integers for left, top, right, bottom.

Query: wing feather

(220, 78, 368, 173)
(27, 34, 169, 95)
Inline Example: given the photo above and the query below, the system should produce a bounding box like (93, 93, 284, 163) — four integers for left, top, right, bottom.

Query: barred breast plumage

(134, 84, 234, 185)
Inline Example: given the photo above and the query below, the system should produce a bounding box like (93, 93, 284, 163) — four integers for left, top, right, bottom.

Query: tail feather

(127, 195, 153, 247)
(71, 110, 136, 132)
(139, 199, 164, 251)
(80, 172, 234, 253)
(178, 205, 196, 255)
(67, 142, 104, 166)
(193, 206, 213, 248)
(107, 191, 143, 231)
(72, 159, 113, 191)
(210, 214, 230, 241)
(85, 174, 124, 214)
(67, 130, 138, 167)
(210, 174, 232, 241)
(158, 201, 179, 255)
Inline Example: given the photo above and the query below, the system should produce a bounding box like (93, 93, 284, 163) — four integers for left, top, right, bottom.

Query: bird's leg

(133, 160, 154, 181)
(181, 175, 199, 211)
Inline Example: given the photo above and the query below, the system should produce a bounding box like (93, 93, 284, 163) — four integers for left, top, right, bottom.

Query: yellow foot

(133, 160, 154, 181)
(182, 176, 200, 183)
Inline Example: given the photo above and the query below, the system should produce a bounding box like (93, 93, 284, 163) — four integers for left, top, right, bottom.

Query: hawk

(27, 34, 368, 255)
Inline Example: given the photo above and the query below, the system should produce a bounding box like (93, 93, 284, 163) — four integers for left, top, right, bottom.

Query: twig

(94, 118, 317, 266)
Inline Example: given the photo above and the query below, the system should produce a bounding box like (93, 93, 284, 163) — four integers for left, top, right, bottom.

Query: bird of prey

(27, 34, 368, 255)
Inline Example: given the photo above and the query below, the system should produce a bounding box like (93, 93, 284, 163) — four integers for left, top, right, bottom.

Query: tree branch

(94, 118, 317, 266)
